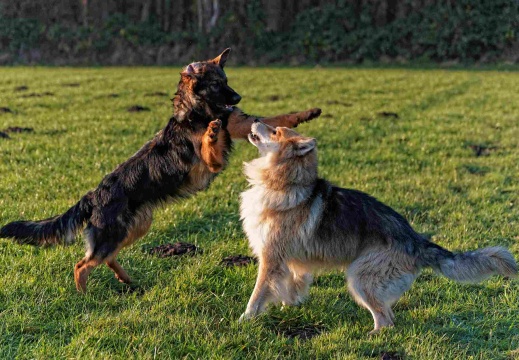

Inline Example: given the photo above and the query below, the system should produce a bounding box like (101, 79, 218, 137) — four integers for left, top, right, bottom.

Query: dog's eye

(210, 83, 220, 91)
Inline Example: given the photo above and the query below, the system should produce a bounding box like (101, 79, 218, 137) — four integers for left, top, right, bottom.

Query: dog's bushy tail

(0, 193, 93, 246)
(418, 241, 518, 283)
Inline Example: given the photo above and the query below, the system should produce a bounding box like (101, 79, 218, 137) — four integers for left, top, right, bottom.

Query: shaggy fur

(239, 121, 518, 333)
(0, 49, 322, 293)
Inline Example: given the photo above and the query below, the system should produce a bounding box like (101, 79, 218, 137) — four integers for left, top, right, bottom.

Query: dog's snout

(231, 93, 242, 104)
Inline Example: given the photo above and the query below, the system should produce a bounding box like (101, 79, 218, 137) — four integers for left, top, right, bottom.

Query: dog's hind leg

(346, 250, 416, 334)
(104, 211, 153, 285)
(283, 263, 313, 306)
(74, 257, 102, 293)
(227, 107, 322, 139)
(201, 119, 226, 173)
(74, 224, 101, 293)
(106, 259, 131, 284)
(74, 222, 130, 293)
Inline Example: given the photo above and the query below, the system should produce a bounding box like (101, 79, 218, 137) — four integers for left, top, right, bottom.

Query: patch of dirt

(267, 95, 281, 101)
(468, 144, 498, 157)
(461, 164, 489, 176)
(448, 183, 464, 194)
(41, 129, 67, 136)
(321, 113, 333, 118)
(116, 285, 146, 296)
(377, 111, 399, 118)
(107, 93, 120, 98)
(0, 107, 13, 113)
(380, 351, 404, 360)
(278, 324, 323, 340)
(149, 242, 201, 257)
(145, 91, 168, 97)
(128, 105, 150, 112)
(20, 92, 55, 98)
(220, 255, 257, 267)
(62, 82, 80, 87)
(14, 85, 28, 91)
(326, 100, 353, 107)
(4, 127, 33, 133)
(0, 131, 10, 139)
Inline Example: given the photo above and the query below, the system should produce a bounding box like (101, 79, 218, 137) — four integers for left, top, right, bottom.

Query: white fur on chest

(240, 185, 270, 257)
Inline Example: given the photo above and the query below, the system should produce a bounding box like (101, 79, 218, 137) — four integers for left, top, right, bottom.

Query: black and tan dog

(0, 49, 321, 292)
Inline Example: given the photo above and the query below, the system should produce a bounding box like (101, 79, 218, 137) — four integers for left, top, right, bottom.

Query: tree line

(0, 0, 517, 65)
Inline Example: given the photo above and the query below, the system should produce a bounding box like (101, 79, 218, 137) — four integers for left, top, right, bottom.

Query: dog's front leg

(239, 257, 288, 322)
(200, 119, 226, 173)
(227, 107, 322, 139)
(239, 260, 272, 322)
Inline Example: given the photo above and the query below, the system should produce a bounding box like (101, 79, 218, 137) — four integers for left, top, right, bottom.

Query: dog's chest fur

(180, 161, 219, 196)
(240, 156, 323, 258)
(240, 185, 271, 257)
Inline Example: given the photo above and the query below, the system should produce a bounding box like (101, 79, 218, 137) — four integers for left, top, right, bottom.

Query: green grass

(0, 66, 518, 359)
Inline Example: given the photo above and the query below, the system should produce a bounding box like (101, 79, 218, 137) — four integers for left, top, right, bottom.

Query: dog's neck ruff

(173, 92, 209, 122)
(243, 154, 315, 211)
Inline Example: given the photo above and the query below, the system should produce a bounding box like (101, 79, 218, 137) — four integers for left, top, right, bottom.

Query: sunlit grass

(0, 66, 518, 359)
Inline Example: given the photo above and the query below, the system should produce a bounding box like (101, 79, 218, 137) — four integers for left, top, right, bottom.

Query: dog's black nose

(231, 94, 242, 104)
(253, 118, 259, 123)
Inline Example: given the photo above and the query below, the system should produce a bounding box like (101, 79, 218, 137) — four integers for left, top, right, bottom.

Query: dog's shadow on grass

(147, 211, 242, 246)
(308, 283, 513, 356)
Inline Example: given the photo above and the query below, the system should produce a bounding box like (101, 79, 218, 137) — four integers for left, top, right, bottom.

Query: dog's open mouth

(248, 131, 260, 144)
(219, 104, 234, 113)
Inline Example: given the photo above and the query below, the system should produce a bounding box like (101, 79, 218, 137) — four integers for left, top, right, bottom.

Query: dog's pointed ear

(181, 63, 198, 78)
(212, 48, 231, 68)
(295, 138, 316, 156)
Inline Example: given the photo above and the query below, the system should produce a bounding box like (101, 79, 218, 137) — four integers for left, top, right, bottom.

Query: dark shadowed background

(0, 0, 518, 65)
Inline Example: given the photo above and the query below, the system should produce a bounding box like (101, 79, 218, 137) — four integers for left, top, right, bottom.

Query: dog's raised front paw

(293, 108, 322, 127)
(207, 119, 222, 141)
(305, 107, 322, 121)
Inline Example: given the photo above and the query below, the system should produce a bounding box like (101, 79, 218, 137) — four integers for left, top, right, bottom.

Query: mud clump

(145, 91, 168, 97)
(128, 105, 150, 112)
(4, 127, 33, 133)
(220, 255, 257, 267)
(149, 242, 201, 257)
(377, 111, 399, 118)
(468, 144, 497, 157)
(278, 324, 323, 340)
(20, 92, 54, 98)
(380, 351, 404, 360)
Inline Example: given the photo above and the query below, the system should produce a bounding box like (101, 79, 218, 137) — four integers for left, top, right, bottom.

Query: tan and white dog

(239, 121, 517, 333)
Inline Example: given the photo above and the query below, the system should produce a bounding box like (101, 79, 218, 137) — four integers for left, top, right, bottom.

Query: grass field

(0, 66, 518, 359)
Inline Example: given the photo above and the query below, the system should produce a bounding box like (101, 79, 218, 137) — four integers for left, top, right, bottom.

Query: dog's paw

(305, 107, 322, 121)
(368, 324, 393, 336)
(295, 108, 322, 127)
(207, 119, 222, 141)
(238, 312, 252, 323)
